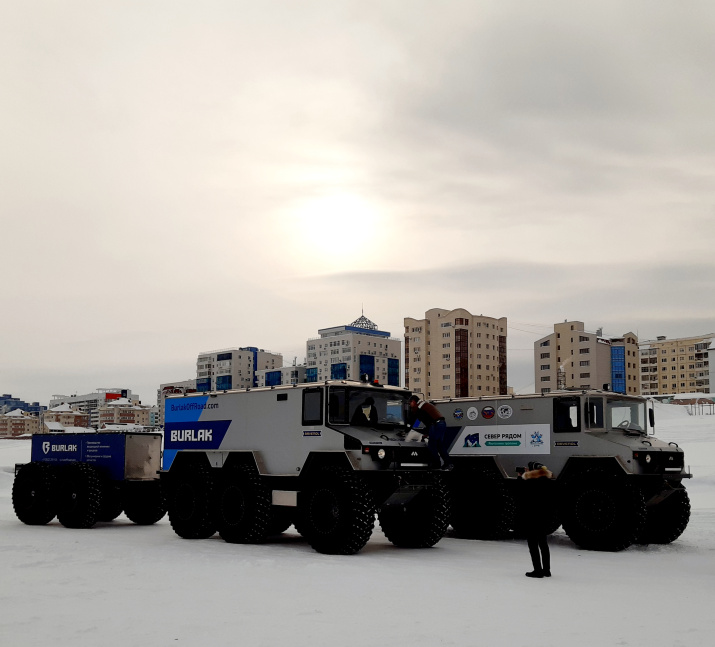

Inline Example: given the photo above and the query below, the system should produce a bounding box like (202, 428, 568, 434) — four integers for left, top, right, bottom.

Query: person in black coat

(517, 461, 554, 578)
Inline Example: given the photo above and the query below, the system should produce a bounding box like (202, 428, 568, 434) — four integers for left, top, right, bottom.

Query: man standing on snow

(407, 395, 453, 470)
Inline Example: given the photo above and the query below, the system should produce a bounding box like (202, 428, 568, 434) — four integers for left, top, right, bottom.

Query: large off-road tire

(123, 480, 167, 525)
(266, 506, 294, 536)
(560, 471, 646, 551)
(297, 467, 374, 555)
(57, 463, 103, 529)
(379, 477, 450, 548)
(97, 481, 123, 522)
(12, 462, 58, 525)
(167, 463, 216, 539)
(450, 469, 515, 540)
(214, 464, 272, 543)
(638, 484, 691, 544)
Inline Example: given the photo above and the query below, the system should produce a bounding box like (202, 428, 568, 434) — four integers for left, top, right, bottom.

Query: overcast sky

(2, 1, 714, 406)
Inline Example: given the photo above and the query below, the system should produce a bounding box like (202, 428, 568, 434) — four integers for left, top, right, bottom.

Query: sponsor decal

(530, 430, 544, 448)
(467, 407, 479, 421)
(43, 443, 78, 454)
(497, 405, 513, 419)
(555, 441, 579, 447)
(482, 406, 495, 419)
(303, 430, 321, 437)
(169, 429, 214, 443)
(463, 432, 480, 448)
(453, 408, 464, 420)
(484, 432, 522, 447)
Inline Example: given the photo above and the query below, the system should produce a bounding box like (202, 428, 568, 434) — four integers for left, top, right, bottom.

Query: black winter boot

(525, 570, 544, 578)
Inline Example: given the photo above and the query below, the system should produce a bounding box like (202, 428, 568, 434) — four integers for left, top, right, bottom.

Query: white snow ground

(1, 403, 714, 647)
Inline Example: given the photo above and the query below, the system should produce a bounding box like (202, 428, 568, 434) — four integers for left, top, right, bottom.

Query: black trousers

(527, 532, 550, 572)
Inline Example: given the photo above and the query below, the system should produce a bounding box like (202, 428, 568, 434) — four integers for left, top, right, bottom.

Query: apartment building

(0, 394, 46, 416)
(49, 389, 137, 429)
(255, 364, 308, 388)
(0, 409, 41, 436)
(534, 321, 639, 394)
(43, 403, 90, 430)
(306, 314, 401, 385)
(639, 333, 714, 396)
(97, 398, 152, 428)
(196, 347, 283, 392)
(404, 308, 507, 399)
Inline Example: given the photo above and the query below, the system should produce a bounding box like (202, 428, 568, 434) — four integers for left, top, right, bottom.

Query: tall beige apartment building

(404, 308, 507, 399)
(196, 347, 283, 392)
(534, 321, 639, 394)
(639, 333, 714, 396)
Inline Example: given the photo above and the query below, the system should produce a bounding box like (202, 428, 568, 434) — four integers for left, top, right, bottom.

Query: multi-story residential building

(0, 394, 46, 416)
(195, 347, 283, 392)
(97, 398, 152, 428)
(534, 321, 639, 394)
(306, 314, 401, 385)
(404, 308, 507, 399)
(157, 379, 197, 424)
(43, 403, 91, 430)
(49, 389, 136, 429)
(0, 409, 41, 436)
(639, 333, 714, 396)
(255, 364, 308, 388)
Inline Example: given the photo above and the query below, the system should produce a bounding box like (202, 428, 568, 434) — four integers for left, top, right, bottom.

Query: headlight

(645, 454, 651, 463)
(377, 449, 386, 460)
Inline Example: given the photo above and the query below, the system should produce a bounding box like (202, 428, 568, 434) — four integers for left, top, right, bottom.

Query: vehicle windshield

(328, 386, 408, 429)
(606, 397, 646, 433)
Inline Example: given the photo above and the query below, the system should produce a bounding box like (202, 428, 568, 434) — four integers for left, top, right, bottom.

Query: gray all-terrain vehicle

(13, 432, 166, 529)
(425, 390, 691, 551)
(161, 379, 449, 555)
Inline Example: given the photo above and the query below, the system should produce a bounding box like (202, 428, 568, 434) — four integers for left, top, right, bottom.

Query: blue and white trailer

(13, 431, 166, 529)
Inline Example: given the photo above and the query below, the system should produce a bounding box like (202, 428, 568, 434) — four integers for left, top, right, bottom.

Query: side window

(328, 388, 348, 424)
(584, 397, 604, 429)
(553, 398, 579, 432)
(302, 389, 324, 426)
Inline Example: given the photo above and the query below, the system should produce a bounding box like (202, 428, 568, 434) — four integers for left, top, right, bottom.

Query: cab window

(302, 388, 323, 425)
(553, 397, 580, 432)
(328, 388, 348, 424)
(584, 397, 604, 429)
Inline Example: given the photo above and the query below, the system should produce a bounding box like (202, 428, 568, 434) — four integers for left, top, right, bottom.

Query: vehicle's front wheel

(214, 464, 271, 543)
(12, 462, 58, 525)
(379, 477, 450, 548)
(297, 467, 374, 555)
(560, 470, 645, 551)
(167, 463, 216, 539)
(57, 463, 102, 529)
(638, 484, 691, 544)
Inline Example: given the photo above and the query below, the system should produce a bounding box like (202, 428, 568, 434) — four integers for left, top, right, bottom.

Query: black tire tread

(638, 484, 691, 544)
(12, 462, 57, 526)
(450, 469, 515, 540)
(216, 464, 272, 544)
(167, 462, 216, 539)
(57, 463, 102, 529)
(123, 480, 167, 525)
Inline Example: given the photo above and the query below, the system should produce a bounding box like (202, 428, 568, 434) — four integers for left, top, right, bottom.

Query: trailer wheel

(638, 484, 691, 545)
(97, 482, 123, 522)
(215, 464, 271, 543)
(266, 506, 294, 536)
(57, 463, 102, 529)
(167, 463, 216, 539)
(450, 469, 515, 540)
(560, 470, 646, 551)
(123, 480, 166, 525)
(12, 463, 57, 525)
(297, 467, 374, 555)
(379, 476, 450, 548)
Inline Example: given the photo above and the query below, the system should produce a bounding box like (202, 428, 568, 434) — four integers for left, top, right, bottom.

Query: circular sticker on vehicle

(467, 407, 479, 421)
(453, 408, 464, 420)
(497, 405, 513, 419)
(482, 406, 495, 419)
